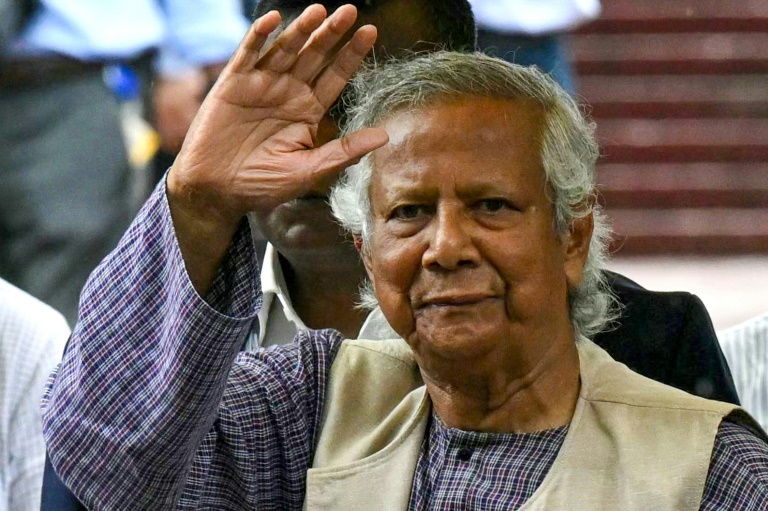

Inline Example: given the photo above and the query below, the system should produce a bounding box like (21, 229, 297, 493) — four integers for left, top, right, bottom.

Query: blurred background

(569, 0, 768, 330)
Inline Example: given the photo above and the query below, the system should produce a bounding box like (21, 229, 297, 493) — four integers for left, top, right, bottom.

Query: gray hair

(330, 51, 617, 341)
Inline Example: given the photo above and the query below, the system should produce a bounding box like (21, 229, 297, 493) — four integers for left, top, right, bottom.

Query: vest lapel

(304, 388, 429, 511)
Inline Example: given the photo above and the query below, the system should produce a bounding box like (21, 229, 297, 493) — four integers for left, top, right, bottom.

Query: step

(597, 119, 768, 146)
(578, 75, 768, 104)
(576, 60, 768, 75)
(596, 118, 768, 163)
(600, 146, 768, 164)
(579, 0, 768, 33)
(596, 163, 768, 208)
(607, 208, 768, 254)
(571, 32, 768, 75)
(589, 101, 768, 119)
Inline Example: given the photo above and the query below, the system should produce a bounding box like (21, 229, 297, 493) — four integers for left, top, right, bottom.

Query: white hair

(330, 51, 617, 340)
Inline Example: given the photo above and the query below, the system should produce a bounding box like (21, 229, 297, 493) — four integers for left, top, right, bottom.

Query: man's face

(248, 0, 441, 268)
(362, 97, 592, 363)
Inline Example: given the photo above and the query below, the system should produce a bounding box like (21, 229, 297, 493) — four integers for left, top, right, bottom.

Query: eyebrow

(378, 179, 524, 204)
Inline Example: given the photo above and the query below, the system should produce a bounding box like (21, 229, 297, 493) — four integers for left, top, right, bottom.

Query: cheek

(495, 237, 569, 321)
(367, 232, 422, 336)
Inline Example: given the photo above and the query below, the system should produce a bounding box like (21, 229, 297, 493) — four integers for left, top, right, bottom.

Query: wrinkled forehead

(368, 96, 547, 186)
(372, 96, 546, 150)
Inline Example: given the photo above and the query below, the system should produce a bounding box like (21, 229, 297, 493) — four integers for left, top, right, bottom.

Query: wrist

(166, 168, 243, 295)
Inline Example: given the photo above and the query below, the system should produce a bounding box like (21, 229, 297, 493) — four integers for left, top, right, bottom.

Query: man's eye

(476, 199, 512, 213)
(391, 204, 431, 220)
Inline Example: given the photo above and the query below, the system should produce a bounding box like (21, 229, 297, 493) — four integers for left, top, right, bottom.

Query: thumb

(307, 127, 389, 180)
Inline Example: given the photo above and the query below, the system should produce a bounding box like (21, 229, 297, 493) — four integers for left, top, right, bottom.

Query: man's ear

(354, 235, 376, 281)
(563, 208, 594, 289)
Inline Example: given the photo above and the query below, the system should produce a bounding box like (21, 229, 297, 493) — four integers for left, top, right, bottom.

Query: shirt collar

(262, 243, 306, 328)
(247, 243, 308, 349)
(252, 244, 400, 347)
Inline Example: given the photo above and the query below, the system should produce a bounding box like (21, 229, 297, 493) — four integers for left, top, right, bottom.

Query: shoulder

(232, 328, 347, 383)
(701, 420, 768, 510)
(0, 279, 69, 361)
(330, 338, 421, 383)
(0, 279, 69, 331)
(716, 420, 768, 464)
(339, 338, 415, 364)
(578, 339, 735, 415)
(321, 338, 423, 416)
(0, 280, 69, 415)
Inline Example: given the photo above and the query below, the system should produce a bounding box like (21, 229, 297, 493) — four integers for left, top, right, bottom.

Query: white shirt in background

(0, 279, 70, 511)
(719, 313, 768, 431)
(468, 0, 601, 35)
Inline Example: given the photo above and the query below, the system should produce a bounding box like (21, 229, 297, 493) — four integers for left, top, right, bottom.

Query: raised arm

(41, 5, 384, 510)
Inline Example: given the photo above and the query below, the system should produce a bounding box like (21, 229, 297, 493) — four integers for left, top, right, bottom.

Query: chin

(413, 323, 504, 360)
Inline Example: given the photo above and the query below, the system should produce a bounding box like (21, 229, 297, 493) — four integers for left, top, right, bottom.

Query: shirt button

(456, 447, 473, 461)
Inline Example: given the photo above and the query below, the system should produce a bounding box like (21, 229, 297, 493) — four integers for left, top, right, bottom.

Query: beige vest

(304, 339, 766, 510)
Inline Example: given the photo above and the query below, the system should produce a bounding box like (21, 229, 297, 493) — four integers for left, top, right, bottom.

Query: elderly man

(235, 1, 740, 408)
(42, 5, 767, 510)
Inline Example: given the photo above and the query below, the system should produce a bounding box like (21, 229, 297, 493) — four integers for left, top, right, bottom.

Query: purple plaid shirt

(42, 184, 768, 510)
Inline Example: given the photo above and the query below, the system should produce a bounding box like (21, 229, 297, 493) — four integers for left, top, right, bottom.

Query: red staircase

(571, 0, 768, 254)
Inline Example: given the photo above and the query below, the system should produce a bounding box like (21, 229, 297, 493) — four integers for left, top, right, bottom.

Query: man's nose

(422, 208, 481, 270)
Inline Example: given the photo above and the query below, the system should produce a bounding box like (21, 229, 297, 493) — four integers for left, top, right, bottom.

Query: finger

(228, 11, 283, 72)
(313, 25, 377, 109)
(292, 5, 358, 83)
(257, 4, 328, 74)
(301, 127, 389, 187)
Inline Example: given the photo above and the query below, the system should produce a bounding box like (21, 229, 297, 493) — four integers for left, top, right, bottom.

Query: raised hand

(170, 5, 386, 220)
(166, 5, 388, 294)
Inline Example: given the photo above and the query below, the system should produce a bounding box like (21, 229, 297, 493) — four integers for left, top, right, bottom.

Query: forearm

(41, 182, 260, 510)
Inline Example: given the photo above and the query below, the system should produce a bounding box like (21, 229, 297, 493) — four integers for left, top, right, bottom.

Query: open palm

(170, 4, 387, 223)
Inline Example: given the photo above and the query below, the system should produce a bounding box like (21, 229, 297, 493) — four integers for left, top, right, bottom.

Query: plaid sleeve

(40, 181, 276, 510)
(178, 329, 344, 510)
(699, 420, 768, 510)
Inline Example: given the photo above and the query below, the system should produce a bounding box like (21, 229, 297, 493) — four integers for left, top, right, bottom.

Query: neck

(422, 338, 581, 433)
(280, 254, 369, 338)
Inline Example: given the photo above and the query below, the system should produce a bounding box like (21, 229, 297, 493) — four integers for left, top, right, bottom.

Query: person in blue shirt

(0, 0, 249, 325)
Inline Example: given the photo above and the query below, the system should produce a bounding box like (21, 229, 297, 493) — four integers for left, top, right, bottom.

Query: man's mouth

(417, 293, 497, 309)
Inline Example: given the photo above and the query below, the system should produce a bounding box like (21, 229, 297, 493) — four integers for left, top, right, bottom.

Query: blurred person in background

(0, 278, 69, 511)
(468, 0, 601, 93)
(0, 0, 249, 325)
(242, 0, 261, 18)
(719, 313, 768, 431)
(152, 0, 258, 176)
